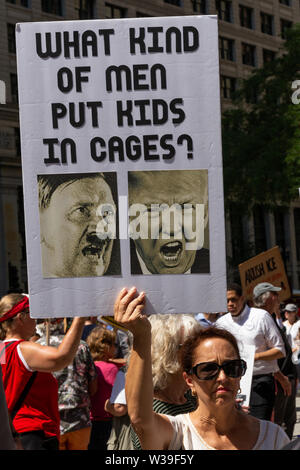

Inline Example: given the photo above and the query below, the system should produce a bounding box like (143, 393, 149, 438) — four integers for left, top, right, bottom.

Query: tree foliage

(222, 25, 300, 213)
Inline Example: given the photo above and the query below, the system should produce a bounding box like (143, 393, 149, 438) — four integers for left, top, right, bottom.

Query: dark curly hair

(180, 326, 241, 374)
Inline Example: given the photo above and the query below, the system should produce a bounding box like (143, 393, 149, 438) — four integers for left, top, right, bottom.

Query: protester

(196, 313, 219, 328)
(114, 287, 290, 450)
(105, 368, 133, 450)
(252, 285, 297, 439)
(114, 329, 131, 363)
(215, 283, 286, 421)
(81, 317, 98, 341)
(287, 304, 300, 347)
(0, 293, 85, 450)
(104, 369, 127, 418)
(37, 320, 98, 450)
(87, 326, 120, 450)
(129, 312, 201, 449)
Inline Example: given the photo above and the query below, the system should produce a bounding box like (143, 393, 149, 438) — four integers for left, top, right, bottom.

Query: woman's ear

(183, 371, 195, 395)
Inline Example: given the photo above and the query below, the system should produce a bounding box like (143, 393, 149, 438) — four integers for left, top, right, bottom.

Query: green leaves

(222, 25, 300, 212)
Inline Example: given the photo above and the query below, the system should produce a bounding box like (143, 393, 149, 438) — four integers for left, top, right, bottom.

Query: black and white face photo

(38, 172, 120, 278)
(128, 169, 209, 275)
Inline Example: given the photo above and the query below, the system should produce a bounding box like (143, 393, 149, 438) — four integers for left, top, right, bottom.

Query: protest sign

(16, 16, 226, 318)
(238, 344, 255, 408)
(239, 246, 291, 302)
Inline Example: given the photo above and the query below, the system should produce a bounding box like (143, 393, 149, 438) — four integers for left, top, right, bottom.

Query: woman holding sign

(0, 293, 85, 450)
(114, 287, 290, 450)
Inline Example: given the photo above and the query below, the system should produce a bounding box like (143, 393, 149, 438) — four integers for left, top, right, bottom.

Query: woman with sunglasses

(114, 287, 290, 450)
(0, 293, 85, 450)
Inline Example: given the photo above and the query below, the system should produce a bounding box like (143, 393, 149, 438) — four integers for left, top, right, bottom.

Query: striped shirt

(131, 394, 197, 450)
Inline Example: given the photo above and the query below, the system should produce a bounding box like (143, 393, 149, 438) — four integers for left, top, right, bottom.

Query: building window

(261, 12, 274, 35)
(164, 0, 182, 5)
(239, 5, 254, 29)
(242, 42, 256, 66)
(253, 206, 267, 254)
(229, 205, 245, 264)
(75, 0, 94, 19)
(41, 0, 63, 15)
(7, 0, 29, 5)
(191, 0, 207, 13)
(220, 75, 236, 99)
(10, 73, 18, 103)
(14, 128, 21, 156)
(219, 37, 235, 61)
(274, 207, 288, 264)
(263, 49, 276, 64)
(17, 186, 27, 264)
(136, 12, 151, 17)
(279, 0, 291, 5)
(7, 23, 16, 54)
(105, 3, 126, 18)
(216, 0, 233, 22)
(280, 19, 292, 38)
(294, 208, 300, 261)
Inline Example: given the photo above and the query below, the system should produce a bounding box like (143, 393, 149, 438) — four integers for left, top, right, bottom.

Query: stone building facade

(0, 0, 299, 296)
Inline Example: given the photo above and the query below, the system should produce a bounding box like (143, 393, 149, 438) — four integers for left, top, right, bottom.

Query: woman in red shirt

(0, 293, 85, 450)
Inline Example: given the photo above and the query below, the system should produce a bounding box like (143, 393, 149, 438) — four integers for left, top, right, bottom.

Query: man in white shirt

(283, 304, 299, 333)
(216, 283, 285, 420)
(253, 284, 297, 438)
(283, 304, 300, 345)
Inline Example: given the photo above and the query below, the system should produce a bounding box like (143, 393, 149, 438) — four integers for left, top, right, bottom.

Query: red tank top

(1, 340, 60, 438)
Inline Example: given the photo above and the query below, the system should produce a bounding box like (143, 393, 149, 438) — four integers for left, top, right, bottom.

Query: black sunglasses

(189, 359, 247, 381)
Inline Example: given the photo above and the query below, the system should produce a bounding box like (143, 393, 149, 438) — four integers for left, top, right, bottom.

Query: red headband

(0, 297, 29, 323)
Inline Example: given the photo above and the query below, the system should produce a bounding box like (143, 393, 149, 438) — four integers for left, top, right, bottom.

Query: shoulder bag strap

(11, 371, 37, 421)
(1, 341, 38, 421)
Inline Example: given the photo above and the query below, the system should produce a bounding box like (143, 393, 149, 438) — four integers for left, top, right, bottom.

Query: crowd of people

(0, 282, 300, 451)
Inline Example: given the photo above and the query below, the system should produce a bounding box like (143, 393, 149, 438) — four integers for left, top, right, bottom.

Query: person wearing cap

(284, 304, 300, 344)
(216, 283, 286, 421)
(253, 283, 298, 439)
(0, 293, 86, 450)
(195, 313, 220, 328)
(283, 303, 298, 331)
(286, 304, 300, 379)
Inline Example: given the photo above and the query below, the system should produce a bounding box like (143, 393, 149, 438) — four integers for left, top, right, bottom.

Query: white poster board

(16, 16, 227, 318)
(238, 344, 255, 408)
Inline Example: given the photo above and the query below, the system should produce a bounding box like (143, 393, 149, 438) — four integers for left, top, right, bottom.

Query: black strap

(11, 371, 37, 421)
(1, 341, 38, 421)
(271, 315, 296, 376)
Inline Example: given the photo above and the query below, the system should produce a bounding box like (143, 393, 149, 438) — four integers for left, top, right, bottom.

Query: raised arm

(114, 287, 174, 450)
(19, 317, 85, 372)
